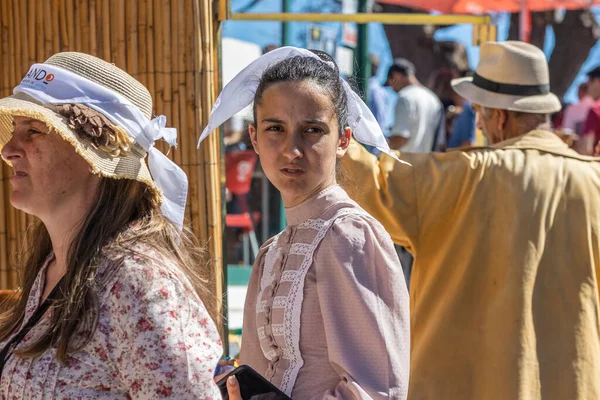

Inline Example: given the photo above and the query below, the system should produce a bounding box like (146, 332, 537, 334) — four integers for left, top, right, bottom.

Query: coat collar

(455, 130, 600, 162)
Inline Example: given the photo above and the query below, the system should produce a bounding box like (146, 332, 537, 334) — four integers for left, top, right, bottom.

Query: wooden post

(195, 0, 225, 339)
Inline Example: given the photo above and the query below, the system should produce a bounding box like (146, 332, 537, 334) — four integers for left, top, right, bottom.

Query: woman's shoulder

(100, 242, 194, 297)
(314, 205, 403, 276)
(331, 203, 386, 232)
(324, 204, 393, 248)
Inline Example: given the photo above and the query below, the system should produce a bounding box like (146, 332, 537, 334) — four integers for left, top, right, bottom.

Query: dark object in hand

(217, 365, 292, 400)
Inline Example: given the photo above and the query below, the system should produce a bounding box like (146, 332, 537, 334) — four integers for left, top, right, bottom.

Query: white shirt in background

(390, 85, 444, 153)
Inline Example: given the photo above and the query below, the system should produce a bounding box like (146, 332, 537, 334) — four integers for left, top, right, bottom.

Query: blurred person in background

(367, 54, 391, 136)
(446, 71, 477, 149)
(224, 115, 248, 153)
(429, 67, 461, 110)
(563, 82, 594, 135)
(385, 58, 445, 152)
(577, 67, 600, 154)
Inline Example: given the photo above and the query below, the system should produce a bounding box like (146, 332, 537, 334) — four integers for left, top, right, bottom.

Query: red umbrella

(377, 0, 599, 41)
(376, 0, 600, 13)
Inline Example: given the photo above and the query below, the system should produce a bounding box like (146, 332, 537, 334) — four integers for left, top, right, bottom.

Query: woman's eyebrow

(261, 118, 285, 124)
(304, 119, 327, 125)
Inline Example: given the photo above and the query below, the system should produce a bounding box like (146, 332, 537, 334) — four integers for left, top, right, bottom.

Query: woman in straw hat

(202, 47, 410, 399)
(0, 52, 222, 398)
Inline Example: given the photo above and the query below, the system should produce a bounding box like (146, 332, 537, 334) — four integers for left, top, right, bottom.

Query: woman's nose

(1, 135, 24, 162)
(282, 133, 303, 160)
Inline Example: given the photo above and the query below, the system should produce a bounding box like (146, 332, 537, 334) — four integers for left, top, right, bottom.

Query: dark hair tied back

(253, 50, 349, 135)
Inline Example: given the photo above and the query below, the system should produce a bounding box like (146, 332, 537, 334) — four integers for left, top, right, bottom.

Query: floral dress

(0, 243, 222, 399)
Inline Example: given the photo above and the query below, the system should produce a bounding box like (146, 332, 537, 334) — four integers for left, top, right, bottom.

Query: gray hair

(479, 106, 551, 134)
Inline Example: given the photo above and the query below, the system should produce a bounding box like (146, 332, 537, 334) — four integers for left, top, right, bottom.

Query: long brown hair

(0, 177, 217, 363)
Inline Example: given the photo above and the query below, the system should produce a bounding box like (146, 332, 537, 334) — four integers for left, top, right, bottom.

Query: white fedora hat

(451, 41, 561, 114)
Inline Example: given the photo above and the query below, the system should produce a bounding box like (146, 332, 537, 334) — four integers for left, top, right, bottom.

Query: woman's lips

(280, 167, 305, 177)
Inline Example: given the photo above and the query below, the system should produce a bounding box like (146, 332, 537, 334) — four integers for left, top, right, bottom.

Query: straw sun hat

(0, 52, 161, 203)
(451, 41, 561, 114)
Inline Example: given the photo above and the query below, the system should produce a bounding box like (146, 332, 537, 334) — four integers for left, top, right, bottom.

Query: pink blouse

(0, 244, 222, 399)
(241, 185, 410, 399)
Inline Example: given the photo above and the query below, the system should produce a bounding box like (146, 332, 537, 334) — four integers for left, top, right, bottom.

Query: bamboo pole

(162, 0, 172, 135)
(2, 177, 9, 285)
(13, 2, 25, 275)
(59, 0, 69, 51)
(185, 0, 197, 226)
(79, 0, 90, 54)
(28, 0, 45, 64)
(0, 2, 4, 91)
(113, 0, 126, 69)
(7, 1, 16, 86)
(170, 0, 181, 167)
(0, 0, 7, 284)
(89, 0, 97, 55)
(195, 0, 224, 326)
(43, 0, 53, 59)
(212, 0, 225, 329)
(175, 0, 187, 186)
(153, 0, 166, 154)
(12, 0, 21, 81)
(101, 0, 110, 61)
(73, 0, 82, 53)
(0, 173, 7, 289)
(145, 0, 155, 97)
(1, 0, 10, 96)
(26, 0, 36, 64)
(137, 0, 148, 87)
(126, 0, 138, 75)
(11, 0, 21, 81)
(67, 0, 76, 50)
(18, 1, 28, 72)
(51, 0, 60, 54)
(229, 12, 492, 25)
(18, 210, 26, 272)
(15, 0, 25, 75)
(6, 206, 16, 291)
(191, 0, 207, 243)
(34, 0, 44, 61)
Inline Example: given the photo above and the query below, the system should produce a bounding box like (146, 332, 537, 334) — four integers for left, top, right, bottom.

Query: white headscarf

(198, 46, 408, 164)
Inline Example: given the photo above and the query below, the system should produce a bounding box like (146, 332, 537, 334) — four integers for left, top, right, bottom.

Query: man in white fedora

(341, 41, 600, 399)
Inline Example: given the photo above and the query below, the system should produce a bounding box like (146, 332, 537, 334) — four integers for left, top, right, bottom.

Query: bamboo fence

(0, 0, 224, 321)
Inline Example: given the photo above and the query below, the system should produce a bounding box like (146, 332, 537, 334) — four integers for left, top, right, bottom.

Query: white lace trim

(272, 296, 288, 309)
(258, 327, 265, 340)
(256, 236, 283, 316)
(260, 235, 282, 292)
(283, 348, 292, 360)
(297, 219, 327, 231)
(280, 270, 297, 282)
(289, 243, 312, 256)
(265, 349, 277, 360)
(272, 324, 285, 336)
(279, 208, 366, 396)
(256, 300, 267, 314)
